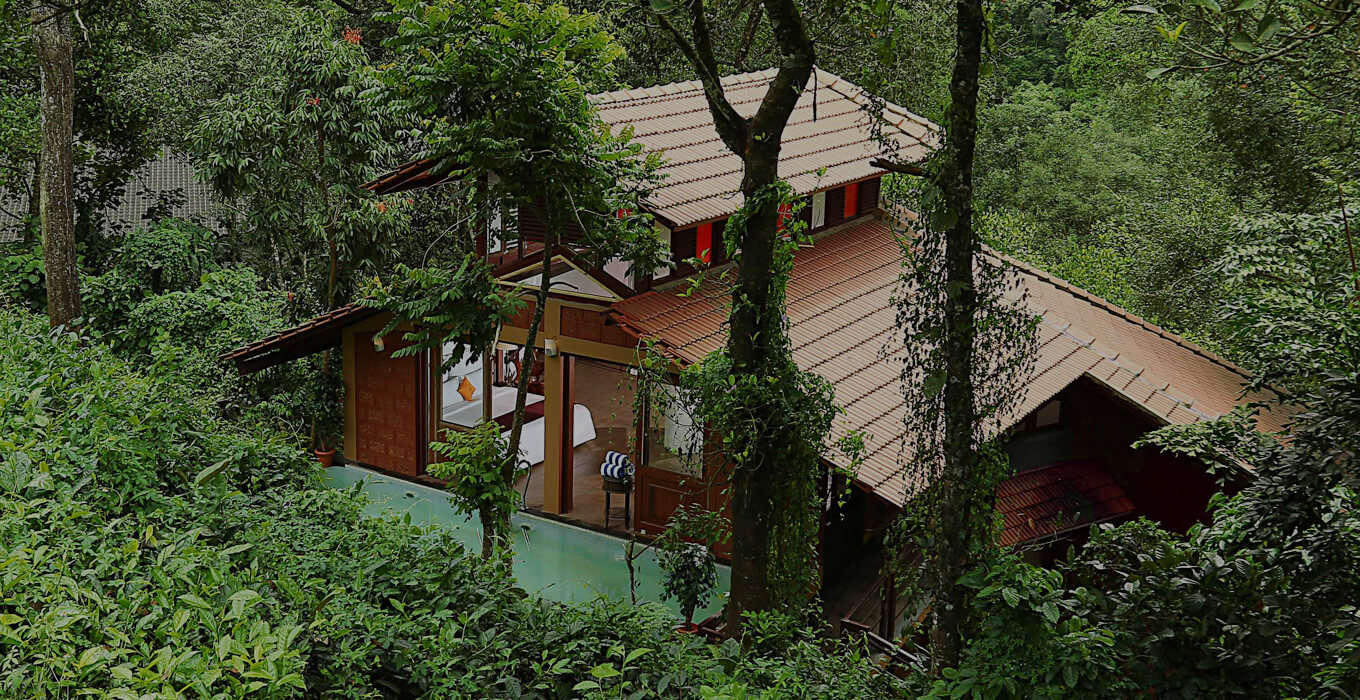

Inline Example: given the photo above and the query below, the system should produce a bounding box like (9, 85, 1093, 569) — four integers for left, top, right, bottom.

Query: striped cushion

(600, 451, 636, 479)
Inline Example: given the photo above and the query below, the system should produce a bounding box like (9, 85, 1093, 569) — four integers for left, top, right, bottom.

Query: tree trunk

(495, 193, 556, 561)
(32, 1, 79, 329)
(929, 0, 986, 671)
(724, 141, 784, 631)
(650, 0, 814, 636)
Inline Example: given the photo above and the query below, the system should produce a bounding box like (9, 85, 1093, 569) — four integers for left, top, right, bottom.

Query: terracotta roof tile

(612, 216, 1288, 507)
(223, 303, 380, 374)
(591, 68, 936, 228)
(997, 460, 1137, 547)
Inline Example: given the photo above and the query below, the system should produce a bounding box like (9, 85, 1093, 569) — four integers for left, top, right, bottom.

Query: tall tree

(370, 0, 664, 559)
(648, 0, 822, 632)
(928, 0, 987, 667)
(31, 1, 79, 328)
(866, 0, 1034, 671)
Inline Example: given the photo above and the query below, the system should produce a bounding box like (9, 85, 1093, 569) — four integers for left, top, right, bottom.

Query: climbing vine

(885, 175, 1039, 656)
(632, 182, 866, 614)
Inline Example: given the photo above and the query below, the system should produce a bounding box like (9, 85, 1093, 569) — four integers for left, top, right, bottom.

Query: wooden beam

(541, 300, 565, 514)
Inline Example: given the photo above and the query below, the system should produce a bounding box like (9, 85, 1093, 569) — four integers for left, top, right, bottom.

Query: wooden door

(354, 331, 423, 477)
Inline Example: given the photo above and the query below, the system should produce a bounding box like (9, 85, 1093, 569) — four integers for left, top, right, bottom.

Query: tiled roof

(590, 67, 935, 229)
(2, 152, 221, 242)
(362, 158, 459, 195)
(996, 459, 1136, 547)
(222, 303, 380, 374)
(611, 215, 1288, 507)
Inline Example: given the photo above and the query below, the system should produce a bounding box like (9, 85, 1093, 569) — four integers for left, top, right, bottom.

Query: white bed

(506, 404, 597, 467)
(442, 384, 544, 426)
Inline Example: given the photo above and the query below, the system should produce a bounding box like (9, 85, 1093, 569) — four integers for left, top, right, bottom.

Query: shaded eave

(363, 158, 460, 195)
(221, 303, 381, 374)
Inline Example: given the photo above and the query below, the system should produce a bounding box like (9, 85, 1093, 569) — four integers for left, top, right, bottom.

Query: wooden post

(541, 301, 565, 513)
(560, 355, 575, 512)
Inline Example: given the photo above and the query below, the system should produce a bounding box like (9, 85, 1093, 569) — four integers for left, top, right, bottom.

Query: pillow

(457, 376, 476, 401)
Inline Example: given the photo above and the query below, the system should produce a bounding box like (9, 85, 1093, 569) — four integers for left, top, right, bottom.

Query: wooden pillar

(342, 326, 358, 464)
(541, 300, 565, 513)
(560, 355, 575, 512)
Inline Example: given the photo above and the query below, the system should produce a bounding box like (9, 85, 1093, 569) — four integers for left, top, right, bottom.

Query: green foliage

(193, 6, 407, 311)
(83, 218, 220, 345)
(0, 244, 46, 311)
(0, 493, 310, 697)
(134, 267, 319, 431)
(916, 554, 1130, 698)
(1217, 205, 1360, 395)
(372, 0, 666, 274)
(0, 310, 308, 513)
(657, 542, 719, 626)
(0, 0, 165, 249)
(427, 422, 517, 555)
(973, 71, 1244, 341)
(0, 303, 905, 697)
(364, 257, 521, 371)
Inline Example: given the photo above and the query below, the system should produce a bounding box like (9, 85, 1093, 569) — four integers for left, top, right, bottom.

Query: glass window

(811, 191, 827, 229)
(441, 342, 486, 427)
(645, 384, 702, 475)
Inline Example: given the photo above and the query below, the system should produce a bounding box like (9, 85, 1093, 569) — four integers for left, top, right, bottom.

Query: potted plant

(658, 540, 718, 633)
(307, 353, 345, 467)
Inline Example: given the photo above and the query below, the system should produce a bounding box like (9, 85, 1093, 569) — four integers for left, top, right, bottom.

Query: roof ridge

(655, 134, 883, 192)
(979, 246, 1255, 384)
(653, 147, 892, 210)
(813, 67, 937, 137)
(589, 70, 777, 106)
(643, 118, 866, 169)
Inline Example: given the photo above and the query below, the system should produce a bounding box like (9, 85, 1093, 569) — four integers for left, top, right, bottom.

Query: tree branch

(871, 158, 926, 177)
(652, 0, 748, 154)
(732, 0, 763, 70)
(747, 0, 815, 145)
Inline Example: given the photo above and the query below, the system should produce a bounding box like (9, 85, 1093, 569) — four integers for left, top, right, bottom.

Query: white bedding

(505, 403, 597, 467)
(442, 385, 544, 426)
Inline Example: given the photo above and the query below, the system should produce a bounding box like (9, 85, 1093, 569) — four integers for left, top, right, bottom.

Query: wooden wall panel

(507, 300, 537, 330)
(518, 202, 585, 243)
(858, 177, 881, 214)
(559, 306, 637, 349)
(634, 467, 706, 535)
(826, 187, 846, 228)
(354, 332, 422, 477)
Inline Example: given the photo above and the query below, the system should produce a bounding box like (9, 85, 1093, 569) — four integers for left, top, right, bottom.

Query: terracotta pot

(314, 448, 336, 468)
(674, 622, 699, 635)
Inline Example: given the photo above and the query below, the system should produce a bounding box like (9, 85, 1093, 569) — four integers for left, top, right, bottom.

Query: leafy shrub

(0, 305, 907, 698)
(83, 218, 220, 341)
(0, 244, 44, 311)
(126, 267, 316, 431)
(658, 542, 718, 627)
(0, 309, 308, 513)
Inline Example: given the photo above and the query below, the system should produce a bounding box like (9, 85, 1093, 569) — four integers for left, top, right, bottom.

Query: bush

(0, 310, 308, 513)
(0, 304, 908, 698)
(83, 218, 220, 343)
(0, 243, 44, 311)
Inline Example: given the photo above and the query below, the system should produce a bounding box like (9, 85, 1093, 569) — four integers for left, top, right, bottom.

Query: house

(225, 68, 1287, 635)
(1, 151, 220, 244)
